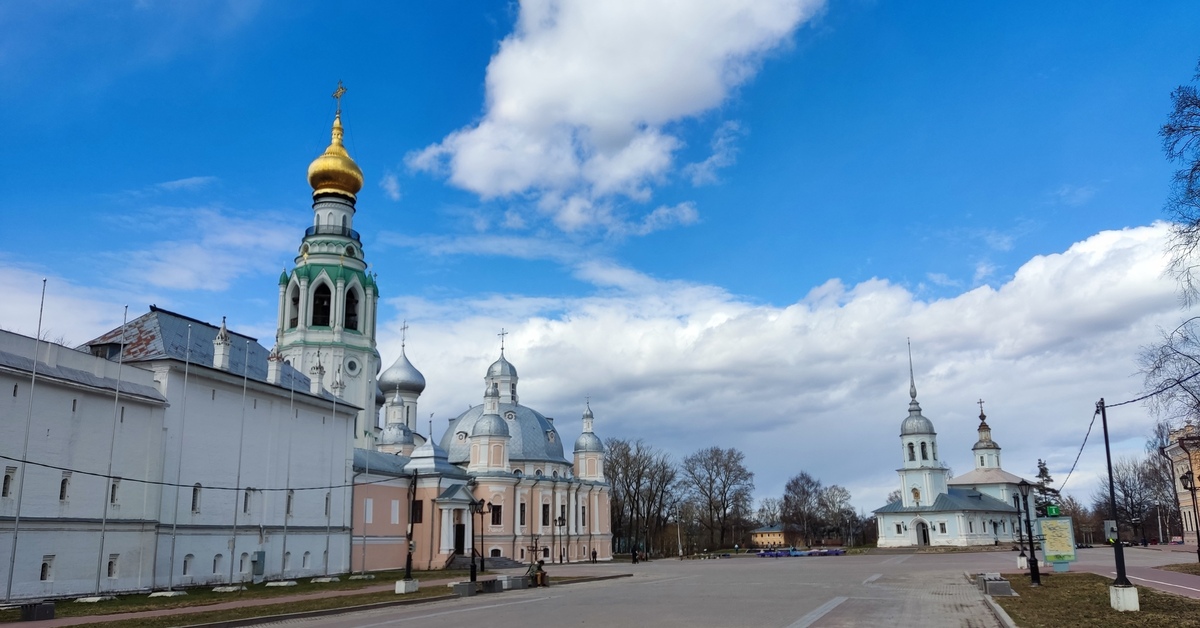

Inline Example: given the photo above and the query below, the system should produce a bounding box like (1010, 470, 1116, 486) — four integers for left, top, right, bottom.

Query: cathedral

(0, 89, 611, 602)
(873, 360, 1029, 548)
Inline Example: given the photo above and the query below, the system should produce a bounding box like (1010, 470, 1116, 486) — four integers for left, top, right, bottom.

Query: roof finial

(498, 328, 508, 355)
(907, 338, 917, 400)
(977, 398, 986, 420)
(332, 80, 346, 116)
(400, 319, 409, 350)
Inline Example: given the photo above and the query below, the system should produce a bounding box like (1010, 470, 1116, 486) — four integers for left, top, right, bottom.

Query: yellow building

(1165, 425, 1200, 545)
(750, 524, 785, 548)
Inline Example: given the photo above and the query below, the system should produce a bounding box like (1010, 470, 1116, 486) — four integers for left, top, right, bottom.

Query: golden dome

(307, 113, 363, 198)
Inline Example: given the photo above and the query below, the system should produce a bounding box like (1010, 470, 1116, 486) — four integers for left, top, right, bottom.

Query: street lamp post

(1017, 480, 1042, 586)
(470, 500, 492, 582)
(555, 516, 566, 563)
(1098, 399, 1133, 587)
(404, 472, 417, 581)
(1012, 495, 1027, 564)
(1181, 470, 1200, 564)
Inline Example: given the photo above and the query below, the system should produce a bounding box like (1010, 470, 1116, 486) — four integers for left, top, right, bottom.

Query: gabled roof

(0, 331, 166, 404)
(353, 448, 411, 477)
(751, 524, 784, 534)
(873, 487, 1017, 515)
(83, 306, 329, 398)
(948, 467, 1026, 487)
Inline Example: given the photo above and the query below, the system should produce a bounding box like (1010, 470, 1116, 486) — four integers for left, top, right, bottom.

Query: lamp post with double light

(470, 500, 492, 582)
(1017, 480, 1042, 586)
(555, 516, 566, 563)
(1181, 470, 1200, 563)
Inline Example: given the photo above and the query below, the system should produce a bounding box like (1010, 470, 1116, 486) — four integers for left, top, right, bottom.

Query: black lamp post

(471, 499, 492, 581)
(1012, 495, 1027, 562)
(555, 516, 566, 563)
(1181, 470, 1200, 564)
(1017, 480, 1042, 586)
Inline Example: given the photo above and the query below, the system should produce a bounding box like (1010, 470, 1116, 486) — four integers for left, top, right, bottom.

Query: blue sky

(2, 1, 1198, 511)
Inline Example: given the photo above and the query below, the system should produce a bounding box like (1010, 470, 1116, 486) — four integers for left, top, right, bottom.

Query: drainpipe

(428, 476, 441, 569)
(511, 476, 521, 559)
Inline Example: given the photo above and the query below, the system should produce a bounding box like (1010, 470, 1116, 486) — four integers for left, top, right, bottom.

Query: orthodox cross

(977, 399, 986, 415)
(400, 320, 409, 348)
(498, 328, 508, 352)
(332, 80, 347, 114)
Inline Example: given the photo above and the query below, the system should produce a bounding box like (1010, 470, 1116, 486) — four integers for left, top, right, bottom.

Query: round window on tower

(345, 358, 360, 376)
(505, 411, 516, 420)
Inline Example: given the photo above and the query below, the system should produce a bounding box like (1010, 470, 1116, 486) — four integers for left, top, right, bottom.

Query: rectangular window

(109, 479, 120, 505)
(325, 492, 330, 517)
(411, 500, 424, 524)
(939, 522, 946, 534)
(581, 506, 586, 527)
(895, 523, 902, 535)
(519, 502, 526, 526)
(391, 499, 400, 525)
(491, 505, 503, 526)
(364, 498, 373, 524)
(968, 521, 974, 533)
(286, 490, 294, 517)
(2, 467, 15, 498)
(542, 504, 550, 527)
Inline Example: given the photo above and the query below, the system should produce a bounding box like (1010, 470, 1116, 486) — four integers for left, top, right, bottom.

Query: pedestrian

(591, 549, 597, 564)
(632, 549, 638, 564)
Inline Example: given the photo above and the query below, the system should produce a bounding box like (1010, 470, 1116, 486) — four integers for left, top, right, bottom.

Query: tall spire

(907, 338, 917, 401)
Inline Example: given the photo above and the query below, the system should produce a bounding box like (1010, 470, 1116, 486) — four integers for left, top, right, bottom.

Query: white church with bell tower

(275, 83, 381, 447)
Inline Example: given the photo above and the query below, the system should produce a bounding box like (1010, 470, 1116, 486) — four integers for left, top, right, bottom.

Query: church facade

(873, 367, 1028, 548)
(0, 91, 611, 602)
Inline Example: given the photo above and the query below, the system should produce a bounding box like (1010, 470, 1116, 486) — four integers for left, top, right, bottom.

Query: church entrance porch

(454, 524, 465, 555)
(916, 522, 930, 546)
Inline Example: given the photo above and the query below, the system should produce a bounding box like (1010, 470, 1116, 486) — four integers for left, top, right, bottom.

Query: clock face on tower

(345, 358, 360, 377)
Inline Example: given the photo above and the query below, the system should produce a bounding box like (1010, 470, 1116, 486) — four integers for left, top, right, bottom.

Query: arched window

(191, 484, 202, 513)
(240, 552, 250, 573)
(311, 284, 332, 326)
(3, 473, 11, 497)
(213, 554, 223, 574)
(920, 442, 928, 460)
(40, 561, 51, 581)
(303, 551, 311, 568)
(344, 288, 359, 331)
(911, 487, 921, 503)
(183, 554, 194, 576)
(286, 489, 295, 516)
(107, 557, 117, 577)
(288, 286, 300, 329)
(980, 456, 985, 466)
(341, 215, 347, 229)
(59, 477, 69, 500)
(907, 443, 915, 461)
(283, 552, 291, 570)
(327, 211, 334, 225)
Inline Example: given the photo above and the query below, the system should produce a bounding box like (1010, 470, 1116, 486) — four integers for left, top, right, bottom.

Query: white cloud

(683, 121, 745, 186)
(379, 172, 402, 201)
(112, 208, 296, 291)
(1054, 183, 1098, 207)
(378, 223, 1180, 511)
(408, 0, 824, 233)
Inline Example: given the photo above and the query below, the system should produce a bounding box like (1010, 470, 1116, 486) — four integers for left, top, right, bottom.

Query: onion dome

(307, 113, 363, 198)
(972, 407, 999, 450)
(472, 412, 510, 438)
(900, 373, 935, 435)
(574, 404, 603, 453)
(380, 347, 425, 394)
(487, 352, 518, 379)
(379, 421, 415, 446)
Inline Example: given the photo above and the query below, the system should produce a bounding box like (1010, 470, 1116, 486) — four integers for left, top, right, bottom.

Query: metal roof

(873, 487, 1017, 514)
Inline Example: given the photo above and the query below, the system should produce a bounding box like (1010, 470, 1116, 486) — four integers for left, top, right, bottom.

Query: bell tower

(276, 83, 381, 447)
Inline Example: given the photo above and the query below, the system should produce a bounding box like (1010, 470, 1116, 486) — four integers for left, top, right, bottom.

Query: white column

(465, 507, 475, 552)
(334, 280, 345, 334)
(439, 507, 453, 553)
(298, 280, 310, 330)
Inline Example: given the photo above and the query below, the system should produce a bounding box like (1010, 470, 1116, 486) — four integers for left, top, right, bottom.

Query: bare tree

(680, 447, 754, 549)
(1091, 456, 1154, 541)
(781, 471, 823, 547)
(1145, 420, 1184, 541)
(1162, 59, 1200, 302)
(604, 438, 677, 555)
(756, 497, 781, 527)
(819, 485, 853, 543)
(885, 489, 902, 505)
(1139, 317, 1200, 425)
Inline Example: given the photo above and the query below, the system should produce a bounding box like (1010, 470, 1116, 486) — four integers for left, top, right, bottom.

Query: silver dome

(487, 353, 517, 379)
(379, 421, 415, 446)
(380, 348, 426, 394)
(442, 403, 566, 465)
(574, 432, 603, 453)
(472, 412, 510, 438)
